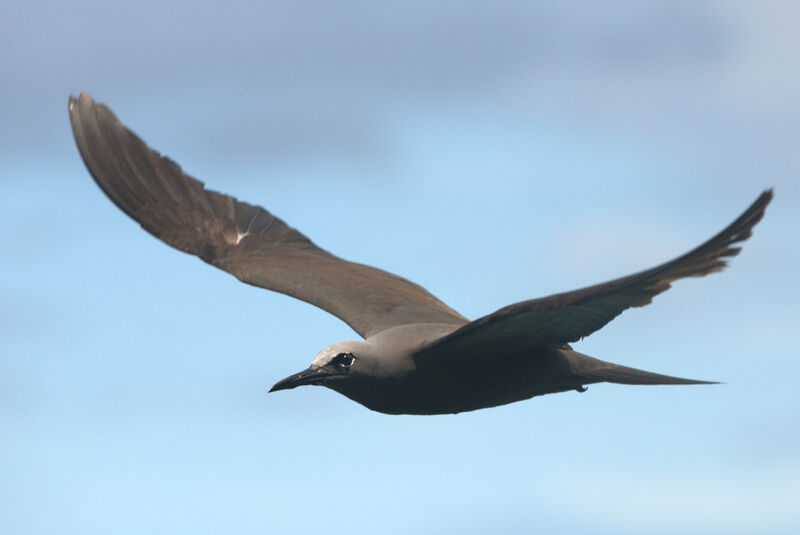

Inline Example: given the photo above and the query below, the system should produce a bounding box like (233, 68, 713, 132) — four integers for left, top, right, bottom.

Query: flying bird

(69, 93, 772, 415)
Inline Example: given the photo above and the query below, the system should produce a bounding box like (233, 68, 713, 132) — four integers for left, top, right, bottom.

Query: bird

(69, 92, 772, 415)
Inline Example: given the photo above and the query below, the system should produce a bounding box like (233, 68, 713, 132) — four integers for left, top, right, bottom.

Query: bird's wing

(69, 93, 467, 338)
(421, 190, 772, 356)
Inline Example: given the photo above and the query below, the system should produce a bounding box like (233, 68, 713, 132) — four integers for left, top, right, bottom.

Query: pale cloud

(4, 1, 799, 173)
(546, 217, 689, 280)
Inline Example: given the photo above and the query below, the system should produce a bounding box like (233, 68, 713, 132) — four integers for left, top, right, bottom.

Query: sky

(1, 1, 799, 534)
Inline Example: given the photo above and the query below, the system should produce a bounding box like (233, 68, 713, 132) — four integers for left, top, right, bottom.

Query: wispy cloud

(3, 1, 798, 177)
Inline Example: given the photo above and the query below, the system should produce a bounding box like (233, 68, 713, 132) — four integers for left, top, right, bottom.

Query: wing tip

(68, 92, 95, 114)
(739, 188, 774, 232)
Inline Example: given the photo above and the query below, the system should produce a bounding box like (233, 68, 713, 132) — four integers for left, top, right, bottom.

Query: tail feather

(564, 351, 717, 386)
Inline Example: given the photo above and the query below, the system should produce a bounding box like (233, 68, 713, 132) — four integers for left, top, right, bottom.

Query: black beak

(269, 367, 334, 392)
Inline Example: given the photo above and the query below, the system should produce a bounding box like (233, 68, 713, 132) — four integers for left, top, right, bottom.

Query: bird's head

(269, 340, 373, 393)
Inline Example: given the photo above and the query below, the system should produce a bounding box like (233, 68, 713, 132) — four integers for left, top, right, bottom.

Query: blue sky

(2, 2, 799, 534)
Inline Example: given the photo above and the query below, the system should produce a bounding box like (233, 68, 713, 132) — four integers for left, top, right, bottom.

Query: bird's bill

(269, 367, 334, 392)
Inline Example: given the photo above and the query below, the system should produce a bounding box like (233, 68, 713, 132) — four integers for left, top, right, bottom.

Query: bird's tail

(563, 350, 717, 385)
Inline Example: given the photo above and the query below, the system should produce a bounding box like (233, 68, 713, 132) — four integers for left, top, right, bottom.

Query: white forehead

(311, 341, 364, 367)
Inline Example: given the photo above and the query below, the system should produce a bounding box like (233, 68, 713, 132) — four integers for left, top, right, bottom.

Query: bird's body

(69, 93, 772, 415)
(334, 340, 581, 415)
(287, 323, 711, 414)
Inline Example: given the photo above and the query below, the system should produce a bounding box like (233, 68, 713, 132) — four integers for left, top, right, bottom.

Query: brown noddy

(69, 93, 772, 414)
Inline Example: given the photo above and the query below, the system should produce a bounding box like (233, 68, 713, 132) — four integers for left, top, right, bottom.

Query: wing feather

(424, 190, 772, 354)
(70, 93, 466, 338)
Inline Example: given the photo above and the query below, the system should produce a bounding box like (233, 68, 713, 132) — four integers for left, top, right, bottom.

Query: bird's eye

(334, 352, 355, 368)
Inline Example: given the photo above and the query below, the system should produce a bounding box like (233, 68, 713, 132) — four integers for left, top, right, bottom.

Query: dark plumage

(70, 93, 772, 414)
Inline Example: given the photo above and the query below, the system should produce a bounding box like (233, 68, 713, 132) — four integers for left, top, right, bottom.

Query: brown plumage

(70, 92, 772, 414)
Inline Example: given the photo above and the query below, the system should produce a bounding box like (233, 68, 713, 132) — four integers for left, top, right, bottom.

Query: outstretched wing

(422, 190, 772, 355)
(69, 93, 466, 338)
